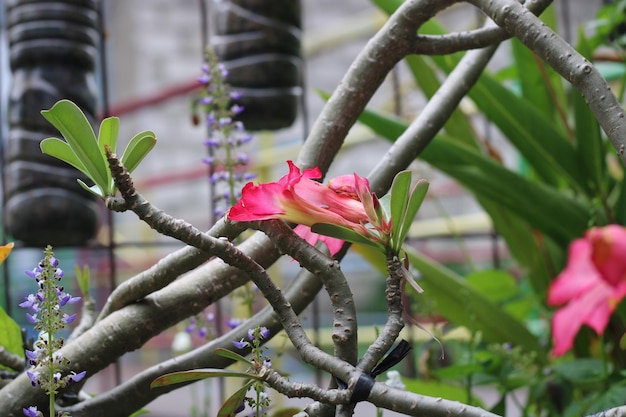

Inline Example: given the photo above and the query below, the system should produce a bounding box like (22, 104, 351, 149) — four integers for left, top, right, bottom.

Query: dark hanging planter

(3, 0, 100, 247)
(212, 0, 302, 131)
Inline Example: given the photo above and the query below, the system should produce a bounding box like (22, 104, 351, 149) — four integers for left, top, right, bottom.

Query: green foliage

(0, 306, 24, 370)
(388, 173, 429, 253)
(41, 99, 156, 198)
(150, 369, 262, 389)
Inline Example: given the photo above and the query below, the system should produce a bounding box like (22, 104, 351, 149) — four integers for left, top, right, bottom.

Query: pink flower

(548, 225, 626, 356)
(228, 161, 381, 254)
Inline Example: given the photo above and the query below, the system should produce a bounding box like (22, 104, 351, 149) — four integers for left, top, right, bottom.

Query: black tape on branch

(212, 0, 302, 131)
(3, 0, 100, 246)
(336, 339, 413, 403)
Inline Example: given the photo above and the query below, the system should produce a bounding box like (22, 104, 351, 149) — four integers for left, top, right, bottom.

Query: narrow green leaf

(150, 369, 260, 388)
(97, 117, 120, 195)
(0, 306, 24, 370)
(128, 409, 151, 417)
(357, 107, 589, 243)
(41, 100, 108, 192)
(389, 171, 411, 249)
(121, 130, 157, 173)
(218, 380, 255, 417)
(40, 137, 90, 179)
(77, 179, 104, 198)
(215, 347, 253, 366)
(74, 265, 90, 297)
(311, 223, 385, 251)
(98, 116, 120, 151)
(396, 179, 429, 249)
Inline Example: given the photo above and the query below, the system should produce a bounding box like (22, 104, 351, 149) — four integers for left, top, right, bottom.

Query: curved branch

(468, 0, 626, 164)
(409, 0, 552, 54)
(63, 267, 324, 417)
(252, 220, 359, 367)
(97, 217, 247, 320)
(357, 256, 405, 373)
(298, 0, 457, 175)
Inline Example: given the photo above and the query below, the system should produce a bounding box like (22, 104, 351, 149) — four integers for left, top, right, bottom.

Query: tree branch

(297, 0, 457, 175)
(468, 0, 626, 164)
(62, 267, 324, 417)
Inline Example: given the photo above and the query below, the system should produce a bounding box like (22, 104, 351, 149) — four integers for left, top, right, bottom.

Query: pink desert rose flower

(228, 161, 378, 254)
(548, 225, 626, 356)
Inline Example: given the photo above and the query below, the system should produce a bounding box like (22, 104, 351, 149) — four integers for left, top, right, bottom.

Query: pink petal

(294, 225, 344, 256)
(551, 283, 615, 356)
(588, 225, 626, 287)
(228, 182, 286, 221)
(547, 239, 600, 306)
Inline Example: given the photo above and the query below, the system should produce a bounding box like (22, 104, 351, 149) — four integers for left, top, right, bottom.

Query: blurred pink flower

(548, 225, 626, 356)
(228, 161, 377, 255)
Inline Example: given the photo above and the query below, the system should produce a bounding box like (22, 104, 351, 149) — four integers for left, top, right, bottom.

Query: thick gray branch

(298, 0, 457, 175)
(469, 0, 626, 164)
(63, 267, 324, 417)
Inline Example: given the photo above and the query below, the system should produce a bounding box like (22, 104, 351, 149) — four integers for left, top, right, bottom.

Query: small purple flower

(232, 338, 249, 349)
(19, 294, 39, 312)
(247, 326, 269, 341)
(231, 104, 244, 115)
(62, 313, 77, 324)
(23, 406, 40, 417)
(203, 138, 221, 148)
(198, 327, 208, 338)
(230, 91, 243, 100)
(226, 318, 242, 329)
(26, 371, 40, 386)
(25, 350, 39, 365)
(57, 291, 80, 307)
(26, 313, 38, 324)
(68, 370, 86, 383)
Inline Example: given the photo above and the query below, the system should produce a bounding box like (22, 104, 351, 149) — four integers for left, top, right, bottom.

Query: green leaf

(397, 179, 428, 249)
(271, 408, 304, 417)
(465, 269, 519, 303)
(40, 137, 90, 179)
(353, 244, 543, 355)
(128, 409, 151, 417)
(41, 100, 108, 193)
(121, 130, 157, 174)
(150, 369, 260, 388)
(97, 117, 120, 195)
(77, 179, 104, 198)
(74, 265, 90, 297)
(390, 171, 412, 249)
(552, 359, 609, 386)
(218, 380, 255, 417)
(0, 306, 24, 370)
(215, 347, 253, 366)
(403, 377, 483, 406)
(584, 383, 626, 415)
(311, 223, 385, 251)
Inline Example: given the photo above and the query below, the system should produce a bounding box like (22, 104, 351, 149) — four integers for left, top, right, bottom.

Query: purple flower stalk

(19, 246, 86, 414)
(197, 48, 257, 221)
